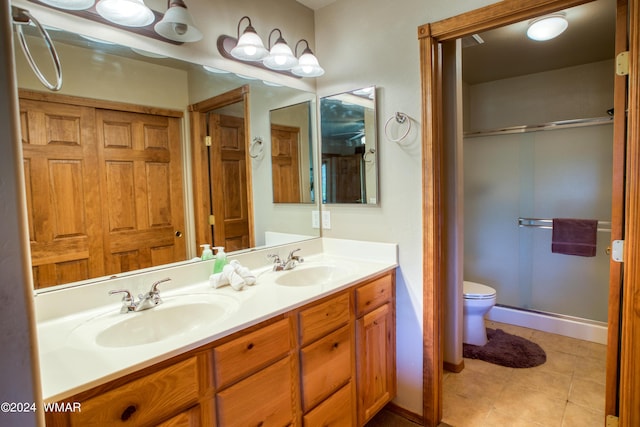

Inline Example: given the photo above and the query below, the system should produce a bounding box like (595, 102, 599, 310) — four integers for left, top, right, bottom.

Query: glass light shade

(39, 0, 95, 10)
(291, 50, 324, 77)
(230, 29, 268, 61)
(527, 15, 568, 41)
(154, 3, 202, 42)
(96, 0, 155, 27)
(263, 40, 298, 70)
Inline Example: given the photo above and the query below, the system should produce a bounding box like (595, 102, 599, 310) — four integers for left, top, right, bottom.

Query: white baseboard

(487, 305, 608, 344)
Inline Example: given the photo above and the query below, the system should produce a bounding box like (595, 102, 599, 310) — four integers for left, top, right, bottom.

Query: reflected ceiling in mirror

(320, 86, 378, 205)
(14, 25, 321, 292)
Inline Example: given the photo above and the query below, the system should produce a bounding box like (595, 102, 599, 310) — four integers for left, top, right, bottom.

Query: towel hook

(249, 137, 264, 158)
(384, 112, 411, 143)
(363, 148, 376, 163)
(12, 7, 63, 91)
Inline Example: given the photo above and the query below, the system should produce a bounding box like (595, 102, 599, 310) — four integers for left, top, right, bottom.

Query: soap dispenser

(213, 247, 227, 273)
(200, 244, 214, 260)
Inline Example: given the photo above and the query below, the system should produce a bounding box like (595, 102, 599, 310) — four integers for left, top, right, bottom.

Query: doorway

(189, 86, 255, 253)
(418, 0, 636, 425)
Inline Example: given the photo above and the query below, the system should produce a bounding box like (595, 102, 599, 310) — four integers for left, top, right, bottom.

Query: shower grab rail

(518, 217, 611, 233)
(12, 6, 63, 91)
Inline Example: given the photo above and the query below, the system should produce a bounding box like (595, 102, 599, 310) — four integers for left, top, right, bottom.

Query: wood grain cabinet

(298, 292, 355, 426)
(213, 318, 296, 427)
(44, 271, 396, 427)
(355, 273, 396, 426)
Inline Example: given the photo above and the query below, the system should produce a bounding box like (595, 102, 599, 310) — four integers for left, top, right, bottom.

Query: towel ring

(363, 148, 376, 163)
(384, 112, 411, 143)
(13, 7, 63, 91)
(249, 137, 264, 158)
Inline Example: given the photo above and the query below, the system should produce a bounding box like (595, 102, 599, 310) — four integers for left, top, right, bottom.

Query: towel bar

(518, 217, 611, 233)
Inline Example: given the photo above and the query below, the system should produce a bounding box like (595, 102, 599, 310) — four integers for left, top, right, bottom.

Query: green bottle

(213, 247, 227, 273)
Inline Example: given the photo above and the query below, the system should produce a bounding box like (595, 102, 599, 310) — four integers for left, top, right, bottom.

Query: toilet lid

(463, 281, 496, 299)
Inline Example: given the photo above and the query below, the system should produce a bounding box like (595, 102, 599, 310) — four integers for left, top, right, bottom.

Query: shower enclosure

(463, 120, 613, 323)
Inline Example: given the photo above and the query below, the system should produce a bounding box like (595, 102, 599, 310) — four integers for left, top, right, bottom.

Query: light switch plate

(321, 210, 331, 229)
(312, 210, 320, 229)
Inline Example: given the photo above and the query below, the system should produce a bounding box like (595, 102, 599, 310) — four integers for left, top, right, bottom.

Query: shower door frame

(418, 0, 638, 425)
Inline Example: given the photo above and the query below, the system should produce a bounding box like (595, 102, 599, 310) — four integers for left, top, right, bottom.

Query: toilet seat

(463, 281, 496, 300)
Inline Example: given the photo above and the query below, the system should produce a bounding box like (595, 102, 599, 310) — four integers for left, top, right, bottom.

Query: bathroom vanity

(37, 238, 397, 426)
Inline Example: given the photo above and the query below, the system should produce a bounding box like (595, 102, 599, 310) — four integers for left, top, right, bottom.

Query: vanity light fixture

(217, 17, 323, 78)
(263, 29, 298, 71)
(291, 39, 324, 77)
(230, 16, 269, 61)
(526, 13, 568, 41)
(96, 0, 154, 27)
(154, 0, 202, 42)
(38, 0, 95, 10)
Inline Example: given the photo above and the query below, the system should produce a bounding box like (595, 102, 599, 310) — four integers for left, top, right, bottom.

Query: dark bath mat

(463, 328, 546, 368)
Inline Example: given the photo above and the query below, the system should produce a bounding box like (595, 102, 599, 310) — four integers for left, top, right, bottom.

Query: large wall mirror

(270, 101, 316, 204)
(15, 24, 320, 291)
(320, 86, 378, 204)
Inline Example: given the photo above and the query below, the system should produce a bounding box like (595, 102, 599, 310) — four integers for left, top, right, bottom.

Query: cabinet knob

(247, 342, 254, 350)
(120, 405, 137, 421)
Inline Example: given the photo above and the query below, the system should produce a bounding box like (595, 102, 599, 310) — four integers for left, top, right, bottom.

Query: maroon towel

(551, 218, 598, 257)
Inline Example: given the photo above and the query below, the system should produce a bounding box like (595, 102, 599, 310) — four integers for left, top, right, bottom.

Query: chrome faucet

(268, 249, 304, 271)
(109, 278, 172, 313)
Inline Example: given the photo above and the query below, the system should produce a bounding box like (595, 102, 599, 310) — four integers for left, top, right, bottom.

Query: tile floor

(366, 320, 607, 427)
(442, 321, 607, 427)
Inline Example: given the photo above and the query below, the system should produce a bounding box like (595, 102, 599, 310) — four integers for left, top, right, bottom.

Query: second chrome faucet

(109, 278, 172, 313)
(268, 248, 304, 271)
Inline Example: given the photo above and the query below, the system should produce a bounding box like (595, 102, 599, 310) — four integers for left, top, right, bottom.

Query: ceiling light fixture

(263, 29, 297, 71)
(291, 39, 324, 77)
(38, 0, 95, 10)
(154, 0, 202, 42)
(526, 13, 568, 41)
(230, 16, 268, 61)
(217, 17, 323, 78)
(96, 0, 155, 27)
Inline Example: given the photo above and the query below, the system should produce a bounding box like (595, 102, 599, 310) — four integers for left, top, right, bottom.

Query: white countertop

(35, 238, 398, 402)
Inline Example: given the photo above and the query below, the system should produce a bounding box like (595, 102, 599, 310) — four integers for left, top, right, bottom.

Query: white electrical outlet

(312, 210, 320, 229)
(321, 210, 331, 229)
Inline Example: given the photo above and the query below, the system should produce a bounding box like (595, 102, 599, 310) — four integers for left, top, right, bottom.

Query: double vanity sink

(68, 260, 353, 350)
(35, 238, 398, 403)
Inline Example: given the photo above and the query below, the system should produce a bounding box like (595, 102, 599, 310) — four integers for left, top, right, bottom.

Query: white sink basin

(274, 264, 351, 287)
(70, 294, 239, 348)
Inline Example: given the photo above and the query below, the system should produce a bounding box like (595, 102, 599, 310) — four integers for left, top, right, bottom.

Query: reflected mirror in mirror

(14, 25, 320, 291)
(270, 101, 315, 204)
(320, 86, 378, 204)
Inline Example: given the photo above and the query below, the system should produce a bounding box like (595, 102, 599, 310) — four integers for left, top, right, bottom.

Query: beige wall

(314, 0, 498, 415)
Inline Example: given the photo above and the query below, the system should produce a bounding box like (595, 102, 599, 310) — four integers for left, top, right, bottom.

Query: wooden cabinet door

(356, 303, 394, 426)
(208, 113, 250, 251)
(96, 109, 186, 275)
(20, 98, 104, 288)
(271, 124, 301, 203)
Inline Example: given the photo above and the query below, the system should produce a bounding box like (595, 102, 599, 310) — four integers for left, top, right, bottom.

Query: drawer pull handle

(120, 405, 137, 421)
(333, 342, 339, 349)
(247, 343, 254, 350)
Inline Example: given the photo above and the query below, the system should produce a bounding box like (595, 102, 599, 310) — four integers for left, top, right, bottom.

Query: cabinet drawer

(300, 324, 352, 412)
(299, 292, 350, 346)
(70, 356, 199, 426)
(355, 273, 393, 316)
(216, 355, 295, 427)
(213, 317, 291, 389)
(303, 381, 354, 427)
(156, 405, 200, 427)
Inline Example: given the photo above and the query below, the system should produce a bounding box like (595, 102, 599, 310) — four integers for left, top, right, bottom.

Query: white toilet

(463, 281, 497, 346)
